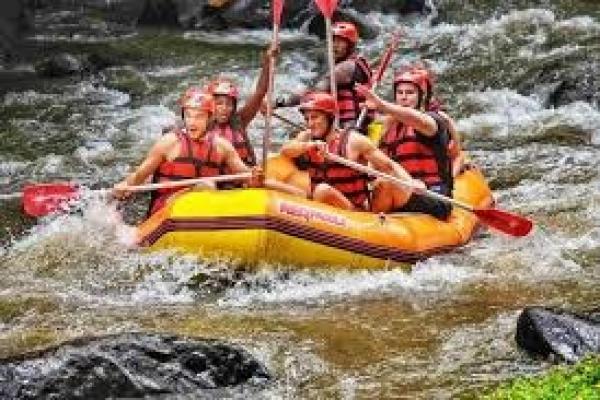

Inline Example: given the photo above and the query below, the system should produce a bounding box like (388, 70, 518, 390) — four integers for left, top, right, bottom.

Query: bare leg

(312, 183, 354, 210)
(371, 179, 412, 213)
(265, 178, 308, 198)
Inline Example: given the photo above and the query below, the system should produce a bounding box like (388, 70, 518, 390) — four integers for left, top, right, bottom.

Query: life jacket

(148, 129, 225, 215)
(379, 113, 453, 195)
(336, 54, 374, 133)
(207, 119, 255, 189)
(208, 121, 256, 166)
(297, 130, 370, 210)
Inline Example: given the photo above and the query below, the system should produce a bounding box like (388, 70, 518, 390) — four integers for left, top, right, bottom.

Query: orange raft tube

(135, 155, 493, 270)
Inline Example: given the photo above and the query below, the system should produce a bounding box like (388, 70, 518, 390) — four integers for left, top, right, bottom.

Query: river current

(0, 1, 598, 398)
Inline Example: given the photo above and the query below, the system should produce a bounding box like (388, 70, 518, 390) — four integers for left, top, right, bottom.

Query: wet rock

(35, 53, 82, 77)
(516, 307, 600, 363)
(0, 332, 271, 399)
(518, 59, 600, 109)
(0, 0, 29, 66)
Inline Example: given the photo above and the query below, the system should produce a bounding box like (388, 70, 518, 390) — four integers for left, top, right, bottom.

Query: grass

(483, 356, 600, 400)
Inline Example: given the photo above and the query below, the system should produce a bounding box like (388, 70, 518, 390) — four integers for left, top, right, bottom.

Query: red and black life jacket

(337, 54, 374, 133)
(148, 129, 225, 215)
(298, 130, 370, 210)
(208, 122, 256, 166)
(379, 114, 453, 195)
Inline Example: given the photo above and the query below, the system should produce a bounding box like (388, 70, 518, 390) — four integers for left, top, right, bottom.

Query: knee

(312, 183, 334, 200)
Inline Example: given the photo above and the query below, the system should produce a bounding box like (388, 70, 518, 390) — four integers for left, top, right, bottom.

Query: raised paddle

(262, 0, 285, 174)
(314, 0, 340, 129)
(355, 30, 401, 129)
(21, 173, 252, 218)
(273, 111, 305, 131)
(325, 152, 534, 237)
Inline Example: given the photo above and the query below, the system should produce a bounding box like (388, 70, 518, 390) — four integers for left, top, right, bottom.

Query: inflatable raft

(135, 155, 493, 270)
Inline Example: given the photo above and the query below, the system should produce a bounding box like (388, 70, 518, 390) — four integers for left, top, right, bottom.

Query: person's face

(183, 108, 210, 139)
(214, 95, 235, 124)
(305, 110, 330, 138)
(333, 36, 351, 62)
(395, 82, 420, 109)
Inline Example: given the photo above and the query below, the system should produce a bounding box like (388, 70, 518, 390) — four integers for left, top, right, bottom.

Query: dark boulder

(0, 332, 271, 399)
(35, 53, 82, 77)
(516, 307, 600, 363)
(0, 0, 29, 65)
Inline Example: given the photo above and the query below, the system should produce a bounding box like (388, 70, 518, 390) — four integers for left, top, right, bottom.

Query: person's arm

(220, 138, 251, 174)
(239, 43, 278, 128)
(356, 84, 438, 136)
(113, 134, 175, 197)
(313, 59, 355, 92)
(279, 130, 314, 159)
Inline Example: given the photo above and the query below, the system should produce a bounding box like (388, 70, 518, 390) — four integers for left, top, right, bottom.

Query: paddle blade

(474, 208, 534, 237)
(272, 0, 284, 25)
(313, 0, 338, 18)
(373, 31, 401, 83)
(22, 183, 80, 217)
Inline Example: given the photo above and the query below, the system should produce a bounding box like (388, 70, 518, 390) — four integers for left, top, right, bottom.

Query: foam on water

(456, 90, 600, 145)
(217, 259, 486, 309)
(184, 29, 317, 46)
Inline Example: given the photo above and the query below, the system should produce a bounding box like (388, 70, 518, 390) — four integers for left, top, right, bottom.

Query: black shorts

(394, 186, 452, 220)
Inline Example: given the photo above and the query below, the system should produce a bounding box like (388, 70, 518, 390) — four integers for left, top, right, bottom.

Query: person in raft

(280, 91, 424, 211)
(113, 87, 262, 215)
(274, 21, 374, 134)
(206, 43, 279, 172)
(409, 65, 466, 177)
(355, 67, 455, 220)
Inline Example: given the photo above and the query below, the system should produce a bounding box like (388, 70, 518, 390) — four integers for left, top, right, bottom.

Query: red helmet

(393, 68, 432, 95)
(332, 21, 359, 45)
(299, 92, 337, 116)
(179, 87, 215, 114)
(208, 78, 239, 100)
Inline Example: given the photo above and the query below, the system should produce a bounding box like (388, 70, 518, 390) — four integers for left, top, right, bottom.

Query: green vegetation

(483, 356, 600, 400)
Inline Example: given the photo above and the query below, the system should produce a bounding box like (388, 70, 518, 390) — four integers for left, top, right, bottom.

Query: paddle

(355, 30, 401, 129)
(314, 0, 339, 129)
(21, 173, 251, 218)
(262, 0, 285, 174)
(273, 111, 305, 131)
(325, 152, 533, 237)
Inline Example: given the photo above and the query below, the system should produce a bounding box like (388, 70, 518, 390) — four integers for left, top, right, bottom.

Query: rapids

(0, 1, 598, 398)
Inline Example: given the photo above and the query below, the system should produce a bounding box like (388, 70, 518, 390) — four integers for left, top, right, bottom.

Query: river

(0, 1, 598, 398)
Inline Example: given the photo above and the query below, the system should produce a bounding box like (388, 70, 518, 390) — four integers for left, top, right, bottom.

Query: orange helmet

(299, 92, 337, 116)
(332, 21, 359, 45)
(179, 87, 215, 114)
(208, 78, 239, 100)
(393, 68, 432, 95)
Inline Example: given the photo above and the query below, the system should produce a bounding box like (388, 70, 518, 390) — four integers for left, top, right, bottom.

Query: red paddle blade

(473, 208, 534, 237)
(22, 183, 80, 217)
(373, 32, 401, 83)
(314, 0, 338, 18)
(273, 0, 284, 25)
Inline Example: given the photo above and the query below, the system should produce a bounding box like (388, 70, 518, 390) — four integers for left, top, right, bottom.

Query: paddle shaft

(273, 112, 305, 130)
(263, 23, 279, 172)
(325, 152, 475, 212)
(355, 32, 399, 129)
(115, 173, 252, 194)
(325, 17, 339, 129)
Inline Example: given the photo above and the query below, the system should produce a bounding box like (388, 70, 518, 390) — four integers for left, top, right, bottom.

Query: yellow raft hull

(136, 161, 493, 270)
